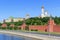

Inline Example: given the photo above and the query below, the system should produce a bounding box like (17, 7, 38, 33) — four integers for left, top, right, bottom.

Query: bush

(31, 29, 38, 31)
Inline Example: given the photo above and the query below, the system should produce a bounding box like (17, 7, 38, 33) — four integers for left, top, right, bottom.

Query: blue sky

(0, 0, 60, 20)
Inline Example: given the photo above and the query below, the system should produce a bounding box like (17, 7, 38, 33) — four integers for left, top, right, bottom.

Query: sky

(0, 0, 60, 21)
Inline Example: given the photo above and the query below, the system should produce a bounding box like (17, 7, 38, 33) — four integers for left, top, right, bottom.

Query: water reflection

(0, 34, 24, 40)
(0, 34, 41, 40)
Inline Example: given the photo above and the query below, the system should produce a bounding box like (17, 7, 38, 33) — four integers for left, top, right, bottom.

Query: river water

(0, 34, 42, 40)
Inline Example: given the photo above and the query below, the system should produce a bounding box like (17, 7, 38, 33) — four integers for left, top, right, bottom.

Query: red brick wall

(38, 25, 48, 31)
(53, 25, 60, 32)
(29, 19, 60, 33)
(29, 19, 55, 32)
(2, 19, 60, 33)
(29, 25, 48, 32)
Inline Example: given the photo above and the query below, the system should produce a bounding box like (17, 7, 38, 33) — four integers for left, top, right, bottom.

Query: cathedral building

(40, 6, 50, 18)
(25, 14, 30, 19)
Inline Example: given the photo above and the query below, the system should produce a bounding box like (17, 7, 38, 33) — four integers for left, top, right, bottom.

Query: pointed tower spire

(50, 14, 52, 20)
(21, 18, 26, 30)
(41, 5, 44, 9)
(23, 18, 25, 23)
(3, 19, 6, 23)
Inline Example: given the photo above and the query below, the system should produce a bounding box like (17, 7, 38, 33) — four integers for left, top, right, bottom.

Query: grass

(21, 30, 60, 35)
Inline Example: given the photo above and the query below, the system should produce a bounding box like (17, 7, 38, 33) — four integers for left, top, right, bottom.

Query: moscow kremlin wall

(21, 18, 60, 33)
(1, 18, 60, 33)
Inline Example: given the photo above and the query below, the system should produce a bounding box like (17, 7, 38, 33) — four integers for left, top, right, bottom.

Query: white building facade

(4, 17, 24, 23)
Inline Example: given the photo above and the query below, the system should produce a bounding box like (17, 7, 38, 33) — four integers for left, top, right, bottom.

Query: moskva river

(0, 34, 42, 40)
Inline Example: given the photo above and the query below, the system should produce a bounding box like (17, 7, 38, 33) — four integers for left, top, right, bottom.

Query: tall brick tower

(48, 17, 55, 32)
(21, 18, 26, 30)
(10, 18, 15, 28)
(2, 19, 7, 28)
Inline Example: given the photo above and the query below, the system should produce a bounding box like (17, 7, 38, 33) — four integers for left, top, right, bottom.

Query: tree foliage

(1, 16, 60, 27)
